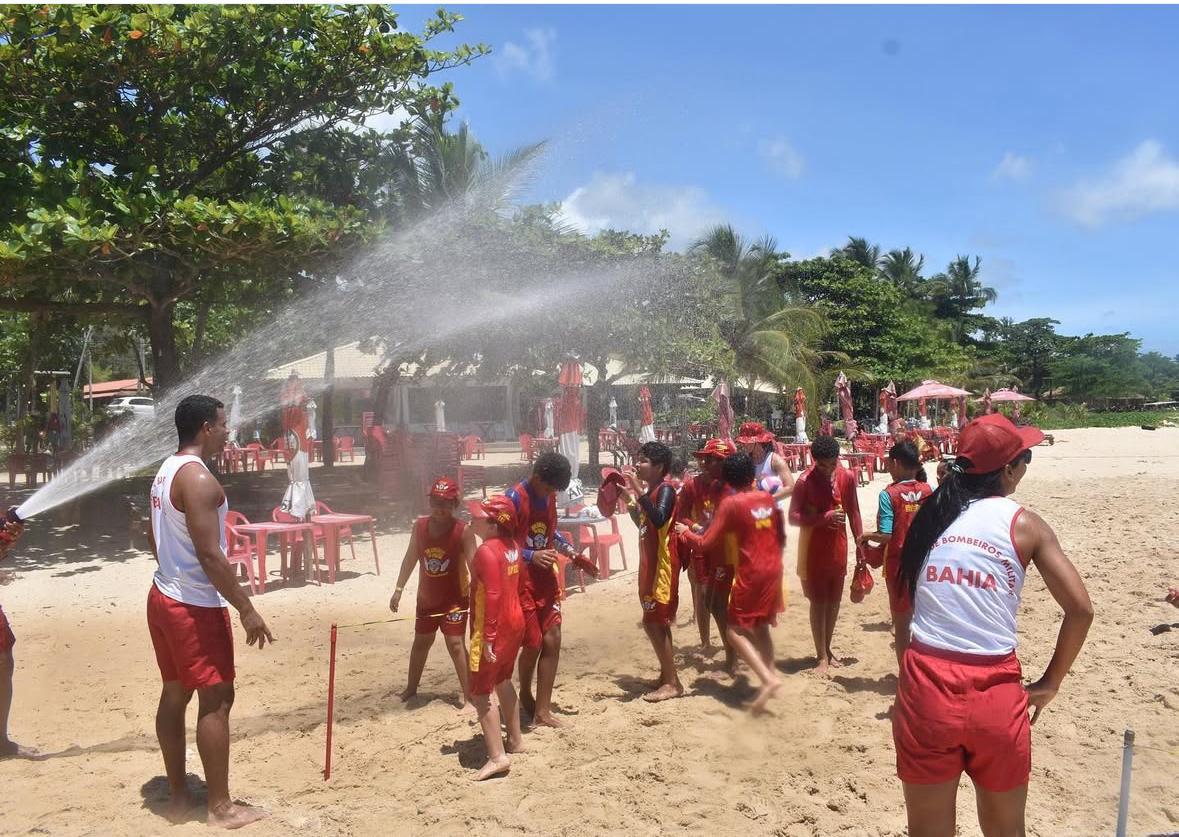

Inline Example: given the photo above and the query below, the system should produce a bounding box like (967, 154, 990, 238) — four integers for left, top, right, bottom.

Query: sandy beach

(2, 427, 1177, 836)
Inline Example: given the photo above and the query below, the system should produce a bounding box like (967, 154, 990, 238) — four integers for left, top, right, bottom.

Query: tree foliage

(0, 4, 487, 389)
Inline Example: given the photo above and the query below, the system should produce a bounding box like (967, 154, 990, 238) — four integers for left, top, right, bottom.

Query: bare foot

(641, 683, 684, 703)
(162, 795, 193, 824)
(457, 700, 477, 717)
(520, 694, 536, 719)
(472, 755, 511, 781)
(827, 652, 844, 669)
(398, 687, 417, 702)
(505, 736, 527, 754)
(0, 738, 34, 759)
(529, 711, 565, 729)
(814, 658, 830, 677)
(750, 678, 782, 715)
(207, 801, 268, 829)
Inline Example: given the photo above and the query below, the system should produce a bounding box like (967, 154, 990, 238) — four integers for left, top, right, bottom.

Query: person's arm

(461, 524, 478, 576)
(845, 472, 865, 549)
(1016, 508, 1094, 724)
(637, 484, 676, 529)
(472, 544, 502, 660)
(770, 454, 795, 502)
(787, 475, 826, 528)
(178, 467, 274, 648)
(389, 527, 420, 613)
(859, 490, 892, 545)
(679, 496, 732, 553)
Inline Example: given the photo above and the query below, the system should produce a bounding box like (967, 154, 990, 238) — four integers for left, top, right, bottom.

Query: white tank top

(910, 496, 1028, 655)
(151, 454, 229, 608)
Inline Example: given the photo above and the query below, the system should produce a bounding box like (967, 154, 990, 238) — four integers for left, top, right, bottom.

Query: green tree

(831, 236, 882, 271)
(1051, 333, 1147, 401)
(925, 255, 998, 344)
(0, 4, 487, 390)
(879, 247, 926, 295)
(998, 317, 1061, 399)
(691, 225, 831, 404)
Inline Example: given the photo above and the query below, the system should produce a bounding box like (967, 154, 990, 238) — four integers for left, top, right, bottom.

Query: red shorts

(468, 632, 522, 696)
(0, 604, 14, 654)
(884, 557, 912, 615)
(416, 605, 468, 636)
(893, 641, 1031, 793)
(728, 575, 784, 631)
(801, 555, 846, 603)
(640, 597, 677, 626)
(147, 585, 235, 690)
(522, 600, 562, 649)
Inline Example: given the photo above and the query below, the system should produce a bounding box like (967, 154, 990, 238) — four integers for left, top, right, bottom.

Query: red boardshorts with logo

(416, 603, 468, 636)
(469, 631, 522, 696)
(522, 599, 562, 649)
(147, 585, 235, 690)
(893, 640, 1031, 793)
(0, 604, 14, 654)
(801, 555, 846, 603)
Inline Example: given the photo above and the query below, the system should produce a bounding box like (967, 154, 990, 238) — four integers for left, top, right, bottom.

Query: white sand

(2, 428, 1177, 835)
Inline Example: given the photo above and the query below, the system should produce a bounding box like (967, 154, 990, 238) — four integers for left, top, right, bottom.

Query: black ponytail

(898, 459, 1006, 596)
(915, 466, 928, 483)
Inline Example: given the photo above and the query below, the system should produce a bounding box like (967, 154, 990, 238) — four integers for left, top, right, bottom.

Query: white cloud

(992, 151, 1031, 181)
(758, 137, 804, 180)
(361, 106, 414, 133)
(494, 28, 556, 83)
(1061, 140, 1179, 227)
(556, 172, 729, 252)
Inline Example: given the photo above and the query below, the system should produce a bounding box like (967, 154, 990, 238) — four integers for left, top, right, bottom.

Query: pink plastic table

(233, 521, 319, 592)
(309, 513, 380, 583)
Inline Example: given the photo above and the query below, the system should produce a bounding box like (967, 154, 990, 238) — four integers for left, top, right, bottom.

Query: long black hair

(898, 457, 1006, 596)
(888, 440, 927, 483)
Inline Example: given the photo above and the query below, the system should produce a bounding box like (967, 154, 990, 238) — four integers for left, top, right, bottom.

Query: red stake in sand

(324, 622, 338, 781)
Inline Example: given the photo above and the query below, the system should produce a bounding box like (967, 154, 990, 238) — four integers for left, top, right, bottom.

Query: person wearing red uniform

(389, 477, 477, 711)
(788, 434, 863, 676)
(1, 510, 27, 757)
(505, 451, 573, 728)
(619, 441, 683, 703)
(893, 414, 1092, 836)
(859, 441, 932, 663)
(466, 495, 526, 781)
(677, 452, 786, 714)
(676, 438, 737, 656)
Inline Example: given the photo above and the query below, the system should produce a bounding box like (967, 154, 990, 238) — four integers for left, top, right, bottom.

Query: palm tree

(879, 247, 926, 295)
(831, 236, 882, 271)
(692, 224, 840, 412)
(925, 255, 998, 344)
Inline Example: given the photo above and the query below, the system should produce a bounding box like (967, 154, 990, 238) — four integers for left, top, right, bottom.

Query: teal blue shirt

(877, 479, 919, 535)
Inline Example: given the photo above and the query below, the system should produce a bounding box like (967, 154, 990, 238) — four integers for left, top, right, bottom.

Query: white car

(107, 395, 155, 418)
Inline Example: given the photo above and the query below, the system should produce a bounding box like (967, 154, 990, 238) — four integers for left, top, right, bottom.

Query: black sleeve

(638, 484, 677, 530)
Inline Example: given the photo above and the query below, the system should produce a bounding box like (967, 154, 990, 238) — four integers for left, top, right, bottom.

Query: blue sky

(389, 5, 1179, 354)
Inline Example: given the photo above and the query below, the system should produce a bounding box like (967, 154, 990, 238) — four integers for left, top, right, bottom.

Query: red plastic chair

(518, 433, 534, 462)
(334, 436, 355, 462)
(243, 442, 270, 471)
(557, 529, 586, 595)
(268, 438, 287, 465)
(462, 435, 486, 460)
(224, 523, 260, 594)
(272, 506, 324, 583)
(580, 515, 627, 575)
(314, 500, 357, 563)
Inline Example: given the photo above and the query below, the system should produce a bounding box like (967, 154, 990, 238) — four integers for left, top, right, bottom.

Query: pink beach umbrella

(556, 360, 584, 483)
(835, 371, 856, 439)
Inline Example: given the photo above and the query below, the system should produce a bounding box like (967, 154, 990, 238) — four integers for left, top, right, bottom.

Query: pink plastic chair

(557, 529, 587, 595)
(580, 515, 627, 575)
(334, 436, 355, 462)
(224, 521, 260, 594)
(314, 500, 357, 563)
(519, 433, 535, 462)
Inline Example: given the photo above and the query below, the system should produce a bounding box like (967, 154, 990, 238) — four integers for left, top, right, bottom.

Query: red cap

(597, 467, 627, 517)
(955, 414, 1044, 474)
(736, 421, 774, 445)
(428, 476, 459, 501)
(475, 495, 517, 529)
(693, 438, 737, 459)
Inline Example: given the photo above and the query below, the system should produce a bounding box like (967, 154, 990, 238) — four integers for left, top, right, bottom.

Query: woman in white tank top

(892, 414, 1092, 837)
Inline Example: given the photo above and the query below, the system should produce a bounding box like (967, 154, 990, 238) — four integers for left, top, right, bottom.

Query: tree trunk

(147, 300, 180, 393)
(321, 342, 335, 468)
(584, 366, 610, 470)
(190, 303, 211, 365)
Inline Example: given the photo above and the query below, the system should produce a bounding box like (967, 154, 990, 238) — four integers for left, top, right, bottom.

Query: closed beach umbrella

(228, 385, 243, 445)
(638, 385, 656, 443)
(434, 399, 446, 432)
(835, 371, 856, 439)
(712, 378, 733, 441)
(557, 360, 583, 483)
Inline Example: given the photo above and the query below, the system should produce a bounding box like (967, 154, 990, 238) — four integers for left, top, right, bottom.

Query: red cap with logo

(693, 438, 738, 459)
(428, 476, 460, 501)
(955, 414, 1044, 474)
(472, 494, 517, 529)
